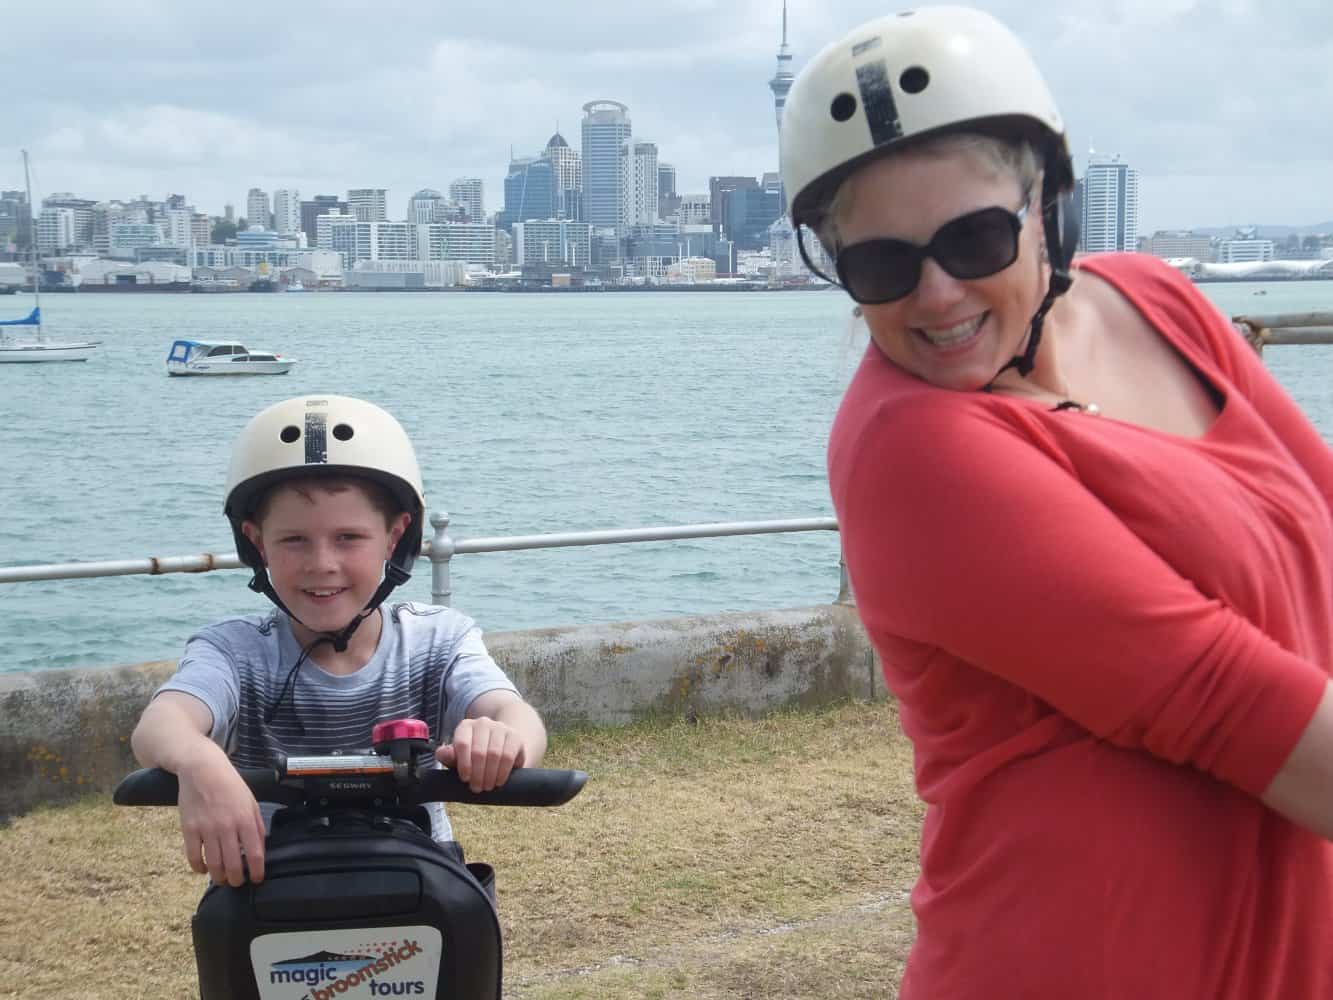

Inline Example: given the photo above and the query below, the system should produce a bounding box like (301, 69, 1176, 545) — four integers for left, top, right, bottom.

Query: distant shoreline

(9, 283, 836, 295)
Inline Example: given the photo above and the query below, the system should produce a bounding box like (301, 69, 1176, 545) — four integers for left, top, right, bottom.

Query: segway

(114, 718, 587, 1000)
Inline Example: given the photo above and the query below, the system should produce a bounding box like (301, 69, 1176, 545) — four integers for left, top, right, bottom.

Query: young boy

(131, 394, 546, 887)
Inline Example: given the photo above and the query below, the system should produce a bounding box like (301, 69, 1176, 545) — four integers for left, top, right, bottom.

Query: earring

(852, 305, 863, 319)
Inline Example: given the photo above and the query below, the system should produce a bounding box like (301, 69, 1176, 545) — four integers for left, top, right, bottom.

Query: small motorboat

(166, 339, 296, 376)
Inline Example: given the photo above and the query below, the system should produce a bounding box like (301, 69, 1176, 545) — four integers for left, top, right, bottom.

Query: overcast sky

(7, 0, 1331, 232)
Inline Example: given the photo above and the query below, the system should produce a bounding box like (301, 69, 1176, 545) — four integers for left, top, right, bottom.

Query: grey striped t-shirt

(155, 601, 519, 841)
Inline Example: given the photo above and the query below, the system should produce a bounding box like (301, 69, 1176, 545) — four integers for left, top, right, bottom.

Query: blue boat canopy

(0, 307, 39, 327)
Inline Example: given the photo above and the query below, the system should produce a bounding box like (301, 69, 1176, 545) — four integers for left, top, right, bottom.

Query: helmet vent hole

(900, 66, 929, 94)
(332, 423, 354, 442)
(279, 425, 300, 444)
(830, 93, 858, 122)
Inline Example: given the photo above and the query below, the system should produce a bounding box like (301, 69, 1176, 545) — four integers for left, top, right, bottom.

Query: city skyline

(6, 1, 1332, 233)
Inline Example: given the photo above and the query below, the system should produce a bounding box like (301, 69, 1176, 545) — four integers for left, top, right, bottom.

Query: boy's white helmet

(224, 395, 427, 643)
(225, 394, 424, 531)
(780, 5, 1072, 230)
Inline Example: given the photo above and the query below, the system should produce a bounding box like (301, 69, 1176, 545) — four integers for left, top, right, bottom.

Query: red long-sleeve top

(828, 253, 1333, 998)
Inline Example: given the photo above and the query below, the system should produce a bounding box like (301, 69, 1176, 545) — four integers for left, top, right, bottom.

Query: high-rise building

(36, 207, 77, 253)
(709, 175, 781, 250)
(678, 194, 711, 227)
(300, 195, 347, 239)
(39, 193, 97, 250)
(347, 188, 388, 223)
(581, 100, 632, 232)
(407, 189, 446, 224)
(272, 189, 301, 234)
(1078, 153, 1139, 253)
(190, 212, 212, 248)
(541, 135, 581, 221)
(657, 163, 678, 220)
(448, 178, 485, 224)
(246, 188, 271, 230)
(500, 158, 557, 229)
(627, 141, 659, 226)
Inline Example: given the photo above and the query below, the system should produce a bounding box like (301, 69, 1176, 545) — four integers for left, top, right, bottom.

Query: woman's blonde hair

(816, 132, 1042, 254)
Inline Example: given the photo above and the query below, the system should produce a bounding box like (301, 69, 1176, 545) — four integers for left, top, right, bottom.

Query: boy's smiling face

(242, 481, 409, 644)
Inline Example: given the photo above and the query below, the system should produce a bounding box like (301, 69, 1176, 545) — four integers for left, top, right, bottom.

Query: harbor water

(3, 280, 1332, 675)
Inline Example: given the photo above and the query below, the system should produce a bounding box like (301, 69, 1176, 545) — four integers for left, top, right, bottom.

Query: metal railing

(0, 513, 847, 605)
(1233, 311, 1333, 353)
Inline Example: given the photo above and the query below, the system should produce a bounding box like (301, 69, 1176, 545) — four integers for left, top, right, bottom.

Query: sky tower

(769, 1, 794, 133)
(769, 1, 794, 209)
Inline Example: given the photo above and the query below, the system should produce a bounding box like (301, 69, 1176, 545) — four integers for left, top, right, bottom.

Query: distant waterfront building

(1218, 230, 1276, 263)
(346, 259, 473, 289)
(223, 203, 235, 223)
(272, 189, 301, 234)
(658, 162, 678, 221)
(190, 212, 212, 248)
(448, 177, 486, 224)
(500, 157, 557, 229)
(1078, 153, 1139, 253)
(710, 174, 782, 250)
(191, 246, 343, 283)
(370, 221, 415, 260)
(163, 207, 195, 249)
(678, 194, 711, 227)
(347, 188, 388, 223)
(109, 222, 163, 260)
(246, 188, 271, 230)
(415, 222, 498, 266)
(1143, 230, 1214, 262)
(541, 135, 582, 221)
(36, 207, 77, 253)
(666, 256, 717, 283)
(627, 141, 659, 226)
(300, 195, 347, 239)
(41, 194, 97, 250)
(316, 210, 365, 268)
(407, 189, 446, 224)
(581, 100, 632, 233)
(513, 219, 593, 269)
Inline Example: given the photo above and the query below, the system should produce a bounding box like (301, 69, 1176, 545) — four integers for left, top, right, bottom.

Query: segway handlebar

(113, 765, 588, 809)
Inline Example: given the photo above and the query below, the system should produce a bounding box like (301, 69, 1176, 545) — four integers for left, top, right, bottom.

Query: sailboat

(0, 149, 99, 363)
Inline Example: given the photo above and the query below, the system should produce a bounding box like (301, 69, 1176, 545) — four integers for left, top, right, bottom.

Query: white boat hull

(167, 360, 294, 376)
(0, 341, 98, 363)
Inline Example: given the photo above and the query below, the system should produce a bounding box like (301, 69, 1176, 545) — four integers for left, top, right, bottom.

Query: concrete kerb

(1, 604, 882, 819)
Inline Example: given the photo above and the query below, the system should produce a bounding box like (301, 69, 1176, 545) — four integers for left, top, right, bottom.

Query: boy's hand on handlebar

(436, 716, 527, 793)
(176, 746, 267, 886)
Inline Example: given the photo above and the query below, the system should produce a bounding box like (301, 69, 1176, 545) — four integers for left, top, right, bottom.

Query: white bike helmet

(225, 395, 426, 648)
(781, 6, 1079, 378)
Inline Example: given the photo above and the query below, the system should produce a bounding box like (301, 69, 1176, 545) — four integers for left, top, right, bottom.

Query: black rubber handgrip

(403, 768, 588, 807)
(112, 767, 281, 806)
(112, 766, 587, 808)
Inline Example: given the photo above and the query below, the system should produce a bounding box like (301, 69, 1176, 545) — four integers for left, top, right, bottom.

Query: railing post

(429, 510, 455, 606)
(836, 551, 853, 605)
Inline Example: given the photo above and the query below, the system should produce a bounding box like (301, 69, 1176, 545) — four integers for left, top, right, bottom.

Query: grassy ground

(0, 700, 921, 999)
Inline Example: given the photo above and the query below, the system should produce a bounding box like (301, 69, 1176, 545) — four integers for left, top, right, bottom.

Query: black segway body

(114, 719, 586, 1000)
(193, 810, 499, 999)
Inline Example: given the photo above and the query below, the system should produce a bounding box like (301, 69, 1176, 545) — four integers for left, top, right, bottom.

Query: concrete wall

(1, 604, 881, 818)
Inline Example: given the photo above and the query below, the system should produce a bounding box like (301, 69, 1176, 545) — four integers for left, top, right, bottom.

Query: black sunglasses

(834, 191, 1032, 305)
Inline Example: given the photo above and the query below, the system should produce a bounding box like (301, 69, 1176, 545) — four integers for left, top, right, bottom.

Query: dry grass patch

(0, 700, 922, 998)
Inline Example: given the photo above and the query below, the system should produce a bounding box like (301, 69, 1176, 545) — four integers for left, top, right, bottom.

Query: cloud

(3, 0, 1331, 230)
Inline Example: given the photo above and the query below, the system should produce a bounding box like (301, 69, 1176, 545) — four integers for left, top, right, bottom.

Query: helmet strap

(984, 188, 1075, 387)
(245, 526, 418, 655)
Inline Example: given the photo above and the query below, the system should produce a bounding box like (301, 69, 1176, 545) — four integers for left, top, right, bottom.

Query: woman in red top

(781, 7, 1333, 997)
